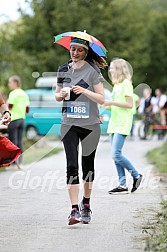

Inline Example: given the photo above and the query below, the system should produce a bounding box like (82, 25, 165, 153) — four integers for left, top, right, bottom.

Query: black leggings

(8, 119, 24, 151)
(61, 124, 100, 184)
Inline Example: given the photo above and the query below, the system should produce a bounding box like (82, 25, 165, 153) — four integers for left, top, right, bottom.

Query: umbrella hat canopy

(54, 31, 107, 57)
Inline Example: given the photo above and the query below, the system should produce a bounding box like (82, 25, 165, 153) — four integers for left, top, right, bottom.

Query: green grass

(0, 167, 6, 172)
(146, 141, 167, 173)
(23, 146, 62, 165)
(144, 201, 167, 252)
(22, 137, 62, 165)
(144, 141, 167, 250)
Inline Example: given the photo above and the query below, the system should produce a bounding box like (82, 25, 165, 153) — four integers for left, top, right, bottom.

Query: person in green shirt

(105, 58, 142, 194)
(7, 75, 30, 164)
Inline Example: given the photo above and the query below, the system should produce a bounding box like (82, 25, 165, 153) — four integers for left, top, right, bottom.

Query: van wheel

(26, 126, 38, 139)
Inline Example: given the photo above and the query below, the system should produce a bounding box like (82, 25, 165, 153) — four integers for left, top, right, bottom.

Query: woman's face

(143, 88, 151, 98)
(70, 45, 87, 63)
(155, 89, 161, 97)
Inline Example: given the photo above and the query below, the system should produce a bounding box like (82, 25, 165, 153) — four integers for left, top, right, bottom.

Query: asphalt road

(0, 136, 166, 252)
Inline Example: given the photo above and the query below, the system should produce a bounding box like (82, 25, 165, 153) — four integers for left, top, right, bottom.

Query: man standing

(8, 76, 30, 165)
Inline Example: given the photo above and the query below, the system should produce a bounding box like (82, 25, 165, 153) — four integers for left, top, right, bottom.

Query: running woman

(55, 38, 107, 225)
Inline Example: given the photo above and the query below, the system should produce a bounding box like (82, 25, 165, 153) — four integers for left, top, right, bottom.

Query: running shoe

(79, 201, 92, 224)
(108, 186, 129, 195)
(131, 174, 143, 193)
(68, 208, 81, 225)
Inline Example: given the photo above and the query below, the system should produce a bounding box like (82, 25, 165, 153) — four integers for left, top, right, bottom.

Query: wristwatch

(3, 110, 11, 116)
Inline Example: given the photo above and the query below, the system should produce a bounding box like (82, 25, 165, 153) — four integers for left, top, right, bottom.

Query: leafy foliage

(0, 0, 167, 93)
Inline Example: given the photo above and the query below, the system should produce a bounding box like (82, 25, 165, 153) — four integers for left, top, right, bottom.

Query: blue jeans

(110, 133, 139, 186)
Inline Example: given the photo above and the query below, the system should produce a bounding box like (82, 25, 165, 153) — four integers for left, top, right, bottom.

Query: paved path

(0, 136, 166, 252)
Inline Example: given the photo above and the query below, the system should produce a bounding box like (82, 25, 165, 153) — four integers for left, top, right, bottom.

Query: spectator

(138, 87, 153, 140)
(138, 87, 153, 115)
(151, 88, 167, 125)
(7, 76, 30, 165)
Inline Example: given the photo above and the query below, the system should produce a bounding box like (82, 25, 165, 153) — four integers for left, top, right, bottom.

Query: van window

(42, 94, 55, 101)
(35, 77, 57, 88)
(29, 95, 41, 101)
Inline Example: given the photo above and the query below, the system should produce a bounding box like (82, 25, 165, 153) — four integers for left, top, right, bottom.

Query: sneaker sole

(68, 218, 80, 225)
(81, 220, 90, 224)
(108, 191, 129, 195)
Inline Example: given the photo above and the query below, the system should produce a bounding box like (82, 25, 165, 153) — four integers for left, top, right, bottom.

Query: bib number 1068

(66, 101, 90, 118)
(70, 106, 86, 114)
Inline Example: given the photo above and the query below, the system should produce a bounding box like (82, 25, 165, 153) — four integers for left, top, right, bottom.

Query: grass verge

(144, 141, 167, 251)
(144, 201, 167, 252)
(146, 141, 167, 173)
(22, 138, 62, 165)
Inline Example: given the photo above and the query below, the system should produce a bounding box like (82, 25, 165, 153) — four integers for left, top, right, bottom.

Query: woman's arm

(72, 82, 104, 105)
(55, 86, 67, 102)
(0, 98, 11, 124)
(105, 96, 133, 109)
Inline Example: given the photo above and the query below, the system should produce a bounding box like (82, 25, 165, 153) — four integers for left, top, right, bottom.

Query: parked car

(25, 88, 62, 139)
(25, 79, 111, 139)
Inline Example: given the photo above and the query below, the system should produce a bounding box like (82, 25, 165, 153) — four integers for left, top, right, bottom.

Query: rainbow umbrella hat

(54, 31, 107, 57)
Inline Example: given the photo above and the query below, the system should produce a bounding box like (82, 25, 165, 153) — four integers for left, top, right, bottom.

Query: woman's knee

(112, 151, 121, 162)
(83, 170, 94, 182)
(66, 165, 79, 184)
(82, 153, 95, 182)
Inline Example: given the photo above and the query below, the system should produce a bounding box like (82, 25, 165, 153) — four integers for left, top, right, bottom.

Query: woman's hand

(59, 89, 68, 99)
(0, 102, 11, 125)
(72, 85, 85, 95)
(2, 111, 11, 125)
(72, 84, 104, 104)
(55, 86, 68, 101)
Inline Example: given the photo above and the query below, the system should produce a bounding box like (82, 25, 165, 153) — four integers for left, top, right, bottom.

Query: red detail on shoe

(84, 204, 89, 207)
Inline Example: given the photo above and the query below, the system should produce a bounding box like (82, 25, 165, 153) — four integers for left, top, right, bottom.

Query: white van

(35, 76, 57, 89)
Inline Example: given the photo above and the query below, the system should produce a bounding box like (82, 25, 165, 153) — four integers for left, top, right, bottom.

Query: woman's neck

(71, 60, 86, 69)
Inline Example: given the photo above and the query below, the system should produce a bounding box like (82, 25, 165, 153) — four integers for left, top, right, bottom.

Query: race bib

(66, 101, 90, 118)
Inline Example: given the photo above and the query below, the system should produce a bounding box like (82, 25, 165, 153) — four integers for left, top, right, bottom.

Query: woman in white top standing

(151, 88, 167, 125)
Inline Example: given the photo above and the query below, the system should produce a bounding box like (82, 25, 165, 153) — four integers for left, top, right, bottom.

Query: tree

(145, 12, 167, 91)
(1, 0, 167, 92)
